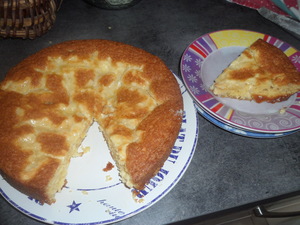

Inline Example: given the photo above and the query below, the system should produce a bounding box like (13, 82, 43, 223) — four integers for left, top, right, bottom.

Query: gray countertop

(0, 0, 300, 224)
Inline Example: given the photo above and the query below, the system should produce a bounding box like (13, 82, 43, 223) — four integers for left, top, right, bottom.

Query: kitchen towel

(227, 0, 300, 20)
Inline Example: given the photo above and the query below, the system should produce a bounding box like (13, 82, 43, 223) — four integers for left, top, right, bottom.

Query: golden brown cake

(0, 40, 183, 204)
(210, 39, 300, 103)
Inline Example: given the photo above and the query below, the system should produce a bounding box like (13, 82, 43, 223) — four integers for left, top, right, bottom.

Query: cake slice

(210, 39, 300, 103)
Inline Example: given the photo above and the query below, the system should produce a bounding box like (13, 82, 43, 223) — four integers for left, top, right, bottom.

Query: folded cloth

(258, 7, 300, 39)
(227, 0, 299, 19)
(227, 0, 300, 39)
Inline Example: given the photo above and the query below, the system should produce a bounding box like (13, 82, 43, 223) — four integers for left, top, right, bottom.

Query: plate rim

(194, 101, 298, 138)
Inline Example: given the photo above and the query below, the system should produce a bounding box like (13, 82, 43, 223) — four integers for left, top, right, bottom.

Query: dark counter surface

(1, 0, 300, 224)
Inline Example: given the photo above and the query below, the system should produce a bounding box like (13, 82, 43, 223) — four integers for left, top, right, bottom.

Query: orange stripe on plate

(211, 102, 223, 113)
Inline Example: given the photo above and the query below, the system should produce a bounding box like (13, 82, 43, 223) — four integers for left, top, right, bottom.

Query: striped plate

(181, 29, 300, 134)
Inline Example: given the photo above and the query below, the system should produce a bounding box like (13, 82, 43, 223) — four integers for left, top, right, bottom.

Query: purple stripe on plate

(196, 93, 214, 102)
(202, 98, 219, 108)
(279, 42, 290, 52)
(197, 36, 214, 54)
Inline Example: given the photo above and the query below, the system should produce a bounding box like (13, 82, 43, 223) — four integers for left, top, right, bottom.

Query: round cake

(0, 40, 183, 204)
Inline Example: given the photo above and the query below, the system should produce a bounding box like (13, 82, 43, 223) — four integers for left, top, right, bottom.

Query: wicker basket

(0, 0, 61, 39)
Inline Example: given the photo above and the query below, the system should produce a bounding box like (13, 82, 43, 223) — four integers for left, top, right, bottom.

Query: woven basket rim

(0, 0, 62, 39)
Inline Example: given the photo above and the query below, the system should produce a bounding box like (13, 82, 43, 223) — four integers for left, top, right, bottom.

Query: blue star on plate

(67, 200, 82, 213)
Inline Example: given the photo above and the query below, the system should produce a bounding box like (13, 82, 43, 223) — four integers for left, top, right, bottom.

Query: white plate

(181, 29, 300, 133)
(0, 75, 198, 225)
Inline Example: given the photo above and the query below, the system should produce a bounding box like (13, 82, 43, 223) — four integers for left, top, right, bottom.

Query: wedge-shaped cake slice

(210, 39, 300, 103)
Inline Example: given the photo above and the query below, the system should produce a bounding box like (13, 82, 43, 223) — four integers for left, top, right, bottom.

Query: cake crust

(0, 40, 183, 204)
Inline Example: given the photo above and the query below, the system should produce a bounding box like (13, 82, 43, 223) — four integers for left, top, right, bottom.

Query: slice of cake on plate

(210, 39, 300, 103)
